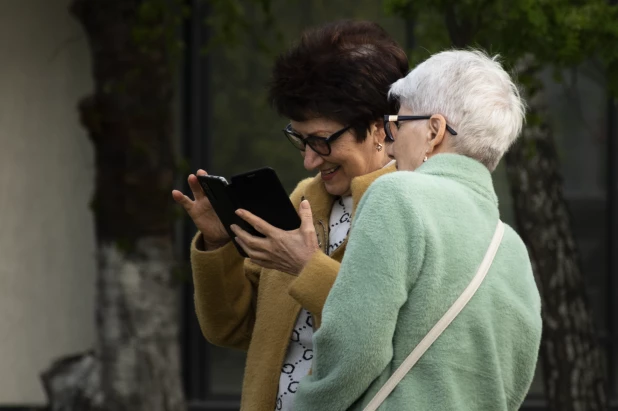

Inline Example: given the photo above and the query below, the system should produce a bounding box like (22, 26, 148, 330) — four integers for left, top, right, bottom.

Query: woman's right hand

(171, 169, 230, 249)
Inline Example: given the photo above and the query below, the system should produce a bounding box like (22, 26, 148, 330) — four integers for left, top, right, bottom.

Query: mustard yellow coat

(191, 165, 395, 411)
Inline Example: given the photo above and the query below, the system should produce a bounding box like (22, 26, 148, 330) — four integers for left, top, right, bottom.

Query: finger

(231, 224, 269, 250)
(171, 190, 194, 211)
(298, 200, 316, 235)
(235, 209, 276, 237)
(234, 235, 251, 257)
(196, 169, 208, 176)
(234, 236, 269, 260)
(187, 174, 205, 200)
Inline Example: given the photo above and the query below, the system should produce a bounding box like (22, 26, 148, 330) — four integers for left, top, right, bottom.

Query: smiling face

(290, 117, 388, 196)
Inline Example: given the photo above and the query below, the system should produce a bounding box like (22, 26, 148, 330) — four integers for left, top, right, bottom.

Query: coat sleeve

(288, 250, 340, 329)
(191, 233, 261, 351)
(287, 175, 340, 328)
(191, 176, 315, 350)
(293, 175, 426, 411)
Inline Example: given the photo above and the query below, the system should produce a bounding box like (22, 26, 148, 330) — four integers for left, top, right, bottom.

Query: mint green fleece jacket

(294, 154, 542, 411)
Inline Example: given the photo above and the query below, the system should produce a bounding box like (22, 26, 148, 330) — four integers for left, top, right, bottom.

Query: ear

(370, 120, 386, 145)
(426, 114, 447, 153)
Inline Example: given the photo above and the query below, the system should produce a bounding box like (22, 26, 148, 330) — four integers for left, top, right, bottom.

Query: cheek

(402, 129, 424, 154)
(412, 126, 428, 149)
(330, 141, 363, 165)
(394, 138, 408, 155)
(343, 143, 372, 170)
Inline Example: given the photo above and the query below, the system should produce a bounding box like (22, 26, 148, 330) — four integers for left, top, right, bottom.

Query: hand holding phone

(230, 198, 320, 275)
(197, 167, 301, 257)
(171, 170, 231, 249)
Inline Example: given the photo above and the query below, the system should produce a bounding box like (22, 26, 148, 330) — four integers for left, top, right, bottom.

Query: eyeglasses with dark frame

(383, 115, 458, 142)
(283, 124, 352, 156)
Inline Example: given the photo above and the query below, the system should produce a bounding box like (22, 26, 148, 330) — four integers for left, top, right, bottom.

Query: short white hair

(389, 49, 526, 171)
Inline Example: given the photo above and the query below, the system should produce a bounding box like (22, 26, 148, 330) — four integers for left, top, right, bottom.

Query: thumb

(298, 200, 314, 227)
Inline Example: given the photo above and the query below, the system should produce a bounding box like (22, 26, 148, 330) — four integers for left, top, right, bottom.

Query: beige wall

(0, 0, 96, 405)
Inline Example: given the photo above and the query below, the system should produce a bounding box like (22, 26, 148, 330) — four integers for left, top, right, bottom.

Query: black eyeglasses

(283, 124, 352, 156)
(383, 115, 458, 142)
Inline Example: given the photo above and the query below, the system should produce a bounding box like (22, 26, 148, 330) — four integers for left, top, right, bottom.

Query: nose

(303, 146, 324, 171)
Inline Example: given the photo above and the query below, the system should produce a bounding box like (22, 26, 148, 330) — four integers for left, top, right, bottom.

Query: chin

(324, 181, 350, 197)
(396, 162, 413, 171)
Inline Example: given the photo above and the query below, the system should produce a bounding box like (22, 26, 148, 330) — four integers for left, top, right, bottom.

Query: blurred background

(0, 0, 616, 410)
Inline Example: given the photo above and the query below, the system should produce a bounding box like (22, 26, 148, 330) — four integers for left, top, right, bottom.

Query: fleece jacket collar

(417, 153, 498, 206)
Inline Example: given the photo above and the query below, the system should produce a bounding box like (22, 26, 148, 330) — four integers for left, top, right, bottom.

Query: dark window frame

(607, 98, 618, 399)
(180, 0, 219, 405)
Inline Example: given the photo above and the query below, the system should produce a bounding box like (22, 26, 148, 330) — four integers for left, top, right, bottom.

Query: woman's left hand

(230, 200, 319, 275)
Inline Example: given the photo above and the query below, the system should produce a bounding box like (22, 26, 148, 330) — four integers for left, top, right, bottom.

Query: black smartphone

(196, 175, 254, 257)
(197, 167, 301, 258)
(230, 167, 301, 233)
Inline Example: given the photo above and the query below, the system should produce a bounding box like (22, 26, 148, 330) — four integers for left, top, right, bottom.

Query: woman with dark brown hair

(172, 20, 408, 411)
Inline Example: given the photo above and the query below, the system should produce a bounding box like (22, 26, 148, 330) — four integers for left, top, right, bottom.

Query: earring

(377, 143, 383, 152)
(423, 156, 428, 162)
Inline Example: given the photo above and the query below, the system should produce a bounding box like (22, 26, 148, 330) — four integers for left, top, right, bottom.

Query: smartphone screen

(231, 168, 301, 232)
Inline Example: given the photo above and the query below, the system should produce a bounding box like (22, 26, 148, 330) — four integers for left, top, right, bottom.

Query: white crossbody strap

(363, 220, 506, 411)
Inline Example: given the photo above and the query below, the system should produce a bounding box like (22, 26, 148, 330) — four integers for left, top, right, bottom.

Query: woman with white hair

(293, 50, 542, 411)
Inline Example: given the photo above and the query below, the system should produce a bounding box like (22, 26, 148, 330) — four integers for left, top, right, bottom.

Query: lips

(321, 166, 340, 181)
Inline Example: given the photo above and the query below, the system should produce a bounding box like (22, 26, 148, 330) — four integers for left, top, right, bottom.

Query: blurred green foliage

(381, 0, 617, 225)
(205, 0, 405, 192)
(203, 0, 617, 193)
(385, 0, 618, 93)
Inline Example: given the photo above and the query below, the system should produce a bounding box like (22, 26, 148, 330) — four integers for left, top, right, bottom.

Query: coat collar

(416, 153, 498, 205)
(301, 162, 398, 224)
(300, 162, 397, 257)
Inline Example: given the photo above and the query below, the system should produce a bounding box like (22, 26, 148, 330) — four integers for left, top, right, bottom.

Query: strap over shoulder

(363, 221, 506, 411)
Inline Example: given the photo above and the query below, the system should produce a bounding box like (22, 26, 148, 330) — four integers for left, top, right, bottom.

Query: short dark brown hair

(269, 20, 409, 141)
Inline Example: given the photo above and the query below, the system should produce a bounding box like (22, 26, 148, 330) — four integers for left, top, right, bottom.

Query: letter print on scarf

(275, 195, 353, 411)
(275, 310, 314, 410)
(328, 196, 352, 253)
